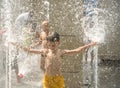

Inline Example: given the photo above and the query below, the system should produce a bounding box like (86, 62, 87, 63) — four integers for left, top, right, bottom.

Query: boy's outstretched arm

(10, 42, 43, 54)
(21, 46, 44, 54)
(63, 42, 96, 54)
(27, 48, 43, 54)
(30, 40, 41, 48)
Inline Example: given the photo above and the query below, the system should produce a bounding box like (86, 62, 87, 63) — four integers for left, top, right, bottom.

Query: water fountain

(0, 0, 120, 88)
(6, 0, 50, 88)
(82, 0, 105, 88)
(1, 0, 13, 88)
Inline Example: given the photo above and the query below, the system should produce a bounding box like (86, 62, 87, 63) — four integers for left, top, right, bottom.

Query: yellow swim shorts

(43, 74, 65, 88)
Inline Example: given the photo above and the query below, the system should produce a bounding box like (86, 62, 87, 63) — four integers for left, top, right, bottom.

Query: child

(31, 20, 51, 72)
(19, 31, 96, 88)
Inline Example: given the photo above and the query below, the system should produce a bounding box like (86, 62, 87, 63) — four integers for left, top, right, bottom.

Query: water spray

(82, 0, 105, 88)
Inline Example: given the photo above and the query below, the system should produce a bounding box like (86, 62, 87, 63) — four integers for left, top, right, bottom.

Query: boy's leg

(13, 49, 21, 83)
(40, 55, 45, 72)
(91, 50, 95, 64)
(85, 48, 89, 62)
(14, 60, 20, 83)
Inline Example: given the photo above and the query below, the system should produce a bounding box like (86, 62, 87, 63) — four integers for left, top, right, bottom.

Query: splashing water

(18, 52, 40, 77)
(2, 0, 43, 85)
(82, 1, 105, 43)
(1, 0, 13, 87)
(82, 0, 106, 88)
(18, 0, 50, 78)
(1, 0, 119, 88)
(1, 1, 52, 87)
(10, 0, 50, 84)
(16, 1, 50, 87)
(44, 0, 50, 20)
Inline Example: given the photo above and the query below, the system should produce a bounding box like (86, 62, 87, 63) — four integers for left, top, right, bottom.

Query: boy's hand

(30, 45, 34, 48)
(9, 42, 20, 48)
(24, 47, 30, 51)
(9, 42, 30, 51)
(89, 42, 97, 46)
(9, 42, 16, 45)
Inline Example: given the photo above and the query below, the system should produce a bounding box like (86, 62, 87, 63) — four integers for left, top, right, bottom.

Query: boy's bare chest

(46, 51, 61, 63)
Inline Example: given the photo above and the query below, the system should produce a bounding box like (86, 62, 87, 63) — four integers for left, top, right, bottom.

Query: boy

(20, 32, 96, 88)
(31, 20, 50, 72)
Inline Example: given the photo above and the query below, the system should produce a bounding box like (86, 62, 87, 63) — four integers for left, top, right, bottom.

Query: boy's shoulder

(57, 49, 65, 55)
(40, 31, 46, 34)
(42, 48, 49, 54)
(40, 31, 47, 36)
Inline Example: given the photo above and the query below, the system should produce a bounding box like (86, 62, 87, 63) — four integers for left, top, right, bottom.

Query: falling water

(19, 0, 50, 77)
(82, 0, 105, 88)
(1, 0, 13, 88)
(0, 0, 51, 87)
(0, 0, 119, 88)
(44, 0, 50, 20)
(1, 0, 41, 87)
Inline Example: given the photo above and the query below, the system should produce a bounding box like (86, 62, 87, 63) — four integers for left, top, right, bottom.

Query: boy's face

(47, 41, 60, 50)
(42, 22, 50, 31)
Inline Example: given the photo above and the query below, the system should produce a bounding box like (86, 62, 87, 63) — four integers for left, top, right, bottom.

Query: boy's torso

(40, 31, 47, 49)
(45, 49, 63, 76)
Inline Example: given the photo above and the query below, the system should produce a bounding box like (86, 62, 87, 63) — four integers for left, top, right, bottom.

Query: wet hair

(41, 21, 49, 26)
(47, 32, 60, 42)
